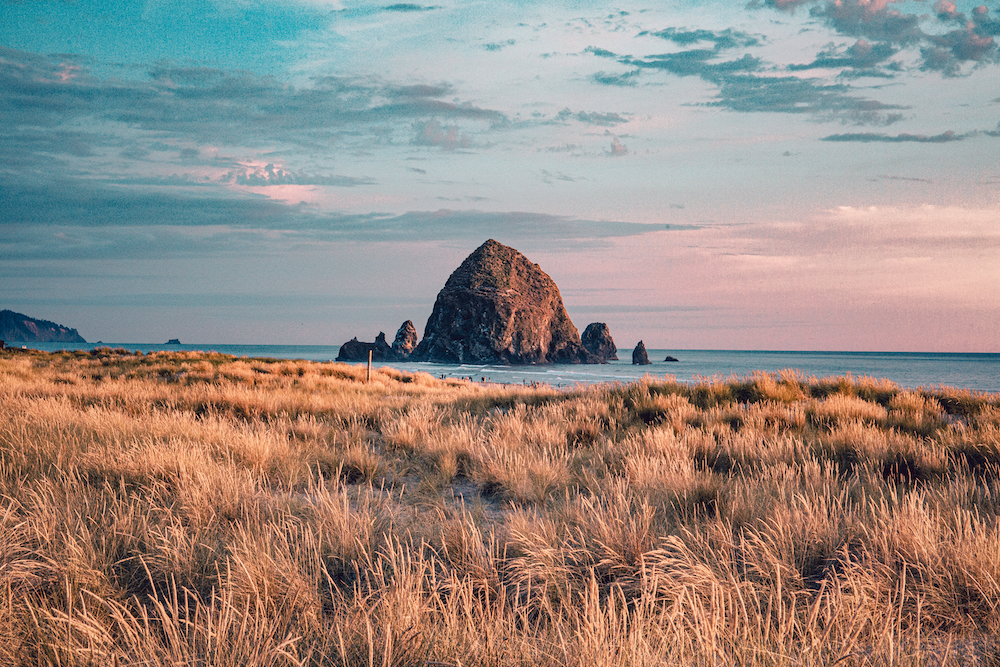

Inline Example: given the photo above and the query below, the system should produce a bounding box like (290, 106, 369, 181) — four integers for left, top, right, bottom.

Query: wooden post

(367, 349, 372, 383)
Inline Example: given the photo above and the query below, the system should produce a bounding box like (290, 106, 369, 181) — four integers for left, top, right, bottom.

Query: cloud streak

(821, 131, 965, 142)
(589, 27, 907, 124)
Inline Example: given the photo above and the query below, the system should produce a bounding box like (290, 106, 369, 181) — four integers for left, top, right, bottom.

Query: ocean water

(14, 342, 1000, 393)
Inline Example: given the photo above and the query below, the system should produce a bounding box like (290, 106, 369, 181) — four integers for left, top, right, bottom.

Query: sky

(1, 0, 998, 351)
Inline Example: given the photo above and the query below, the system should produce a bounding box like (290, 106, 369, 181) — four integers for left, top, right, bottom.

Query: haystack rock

(392, 320, 418, 359)
(336, 332, 394, 362)
(581, 322, 618, 362)
(632, 340, 651, 365)
(411, 239, 598, 364)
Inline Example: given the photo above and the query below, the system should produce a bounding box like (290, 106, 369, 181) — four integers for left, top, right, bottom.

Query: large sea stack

(0, 310, 86, 343)
(411, 240, 597, 364)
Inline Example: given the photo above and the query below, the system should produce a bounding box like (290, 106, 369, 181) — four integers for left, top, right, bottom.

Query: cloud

(974, 6, 1000, 36)
(821, 130, 965, 142)
(556, 109, 628, 126)
(333, 3, 439, 17)
(642, 27, 761, 50)
(0, 168, 668, 260)
(0, 175, 297, 231)
(609, 137, 628, 156)
(485, 39, 516, 51)
(922, 26, 996, 74)
(385, 4, 437, 12)
(713, 74, 906, 124)
(815, 0, 924, 46)
(584, 46, 619, 59)
(789, 39, 897, 71)
(0, 48, 507, 163)
(411, 119, 471, 150)
(934, 0, 962, 21)
(763, 0, 997, 71)
(220, 164, 375, 187)
(590, 69, 642, 86)
(540, 169, 578, 184)
(589, 25, 905, 124)
(875, 175, 933, 182)
(629, 50, 762, 78)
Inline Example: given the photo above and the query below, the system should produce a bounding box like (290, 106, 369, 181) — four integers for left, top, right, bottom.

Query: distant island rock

(0, 309, 86, 343)
(581, 322, 618, 362)
(664, 355, 679, 362)
(166, 339, 181, 345)
(632, 340, 651, 365)
(411, 239, 598, 364)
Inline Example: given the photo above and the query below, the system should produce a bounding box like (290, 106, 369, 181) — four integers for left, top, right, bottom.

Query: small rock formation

(166, 339, 181, 345)
(411, 239, 598, 364)
(0, 309, 86, 343)
(632, 340, 651, 365)
(581, 322, 618, 362)
(336, 332, 394, 362)
(392, 320, 419, 359)
(664, 355, 679, 362)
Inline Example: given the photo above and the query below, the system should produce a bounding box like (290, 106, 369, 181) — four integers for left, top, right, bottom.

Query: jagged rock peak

(581, 322, 618, 362)
(392, 320, 418, 358)
(632, 340, 651, 365)
(411, 239, 598, 365)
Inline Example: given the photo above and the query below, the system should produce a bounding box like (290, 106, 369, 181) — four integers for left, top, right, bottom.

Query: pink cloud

(57, 62, 80, 83)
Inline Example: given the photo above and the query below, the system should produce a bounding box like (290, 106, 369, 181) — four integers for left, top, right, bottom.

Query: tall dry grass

(2, 347, 1000, 666)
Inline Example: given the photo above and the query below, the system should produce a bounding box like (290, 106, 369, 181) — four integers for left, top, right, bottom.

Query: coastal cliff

(0, 310, 86, 343)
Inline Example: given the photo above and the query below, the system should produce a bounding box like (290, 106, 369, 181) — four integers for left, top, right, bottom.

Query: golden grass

(2, 348, 1000, 665)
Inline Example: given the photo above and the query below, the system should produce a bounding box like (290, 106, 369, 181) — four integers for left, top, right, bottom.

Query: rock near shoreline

(581, 322, 618, 362)
(335, 332, 393, 362)
(632, 340, 651, 365)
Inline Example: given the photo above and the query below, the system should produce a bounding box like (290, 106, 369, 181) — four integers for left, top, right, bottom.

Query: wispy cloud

(0, 48, 507, 163)
(789, 39, 897, 71)
(219, 165, 375, 187)
(821, 131, 965, 142)
(587, 25, 907, 124)
(556, 108, 628, 126)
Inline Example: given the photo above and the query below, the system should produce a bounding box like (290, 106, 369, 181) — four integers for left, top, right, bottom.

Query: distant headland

(0, 309, 86, 344)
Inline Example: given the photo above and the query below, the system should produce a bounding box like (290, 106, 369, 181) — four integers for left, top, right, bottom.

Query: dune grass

(2, 348, 1000, 665)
